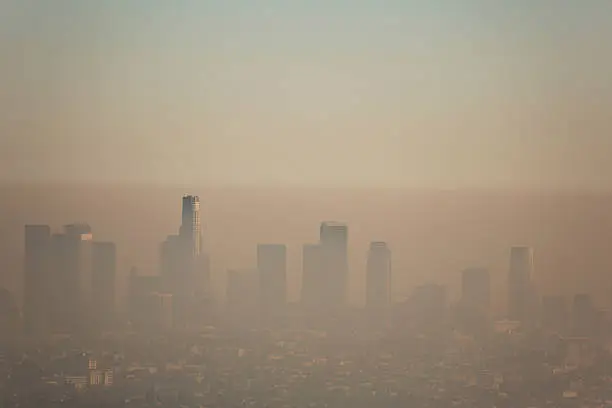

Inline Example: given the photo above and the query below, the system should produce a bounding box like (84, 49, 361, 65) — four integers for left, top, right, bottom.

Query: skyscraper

(508, 246, 534, 322)
(161, 195, 209, 327)
(24, 225, 51, 335)
(301, 244, 322, 307)
(50, 224, 94, 333)
(366, 241, 391, 309)
(92, 242, 116, 328)
(319, 222, 349, 307)
(179, 195, 202, 257)
(257, 244, 287, 312)
(461, 268, 491, 311)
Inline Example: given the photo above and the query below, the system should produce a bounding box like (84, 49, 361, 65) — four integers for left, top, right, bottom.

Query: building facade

(319, 222, 349, 307)
(366, 241, 392, 309)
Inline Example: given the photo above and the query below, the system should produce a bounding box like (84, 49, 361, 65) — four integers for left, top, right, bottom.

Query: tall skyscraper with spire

(160, 195, 210, 327)
(179, 195, 202, 257)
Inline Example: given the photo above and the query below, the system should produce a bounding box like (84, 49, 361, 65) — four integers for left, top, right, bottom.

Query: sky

(1, 1, 611, 188)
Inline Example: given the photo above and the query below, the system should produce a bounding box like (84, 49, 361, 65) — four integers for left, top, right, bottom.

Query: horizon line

(2, 181, 612, 195)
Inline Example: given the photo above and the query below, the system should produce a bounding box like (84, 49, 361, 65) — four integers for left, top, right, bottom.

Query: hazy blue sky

(1, 1, 611, 188)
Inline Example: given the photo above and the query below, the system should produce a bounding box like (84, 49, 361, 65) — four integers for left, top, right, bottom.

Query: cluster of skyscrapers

(22, 195, 211, 335)
(22, 193, 601, 337)
(130, 195, 211, 331)
(24, 223, 116, 335)
(223, 221, 392, 326)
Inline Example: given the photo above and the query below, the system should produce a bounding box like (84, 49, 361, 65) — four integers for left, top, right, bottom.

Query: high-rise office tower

(50, 224, 94, 333)
(179, 195, 202, 257)
(257, 244, 287, 312)
(366, 242, 392, 309)
(319, 222, 349, 307)
(461, 268, 491, 310)
(161, 195, 210, 327)
(24, 225, 52, 335)
(301, 244, 322, 307)
(508, 246, 534, 322)
(92, 242, 116, 328)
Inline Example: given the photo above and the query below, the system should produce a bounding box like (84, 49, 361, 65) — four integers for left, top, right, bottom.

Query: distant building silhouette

(319, 222, 349, 307)
(50, 224, 94, 333)
(92, 242, 116, 329)
(508, 246, 534, 322)
(257, 244, 287, 314)
(366, 242, 392, 309)
(24, 225, 52, 335)
(160, 195, 211, 328)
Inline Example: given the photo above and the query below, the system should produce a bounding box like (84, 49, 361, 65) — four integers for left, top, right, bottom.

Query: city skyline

(5, 186, 612, 310)
(7, 191, 612, 406)
(2, 1, 612, 406)
(18, 193, 611, 319)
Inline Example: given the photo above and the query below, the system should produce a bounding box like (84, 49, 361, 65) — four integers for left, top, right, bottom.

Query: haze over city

(2, 1, 612, 188)
(3, 186, 612, 310)
(2, 1, 612, 408)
